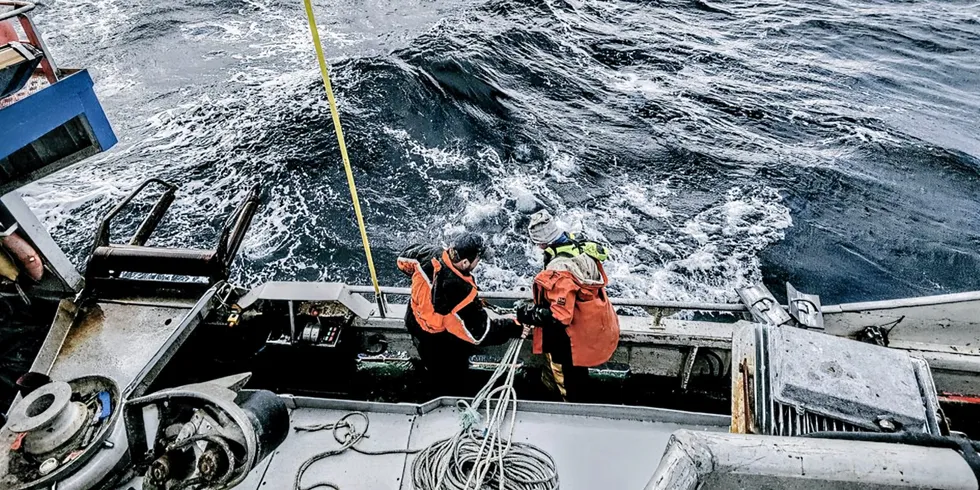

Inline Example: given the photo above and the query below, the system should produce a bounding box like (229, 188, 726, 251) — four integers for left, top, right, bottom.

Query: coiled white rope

(411, 339, 559, 490)
(293, 339, 558, 490)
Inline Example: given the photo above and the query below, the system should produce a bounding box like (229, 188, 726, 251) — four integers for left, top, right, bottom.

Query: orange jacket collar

(442, 250, 477, 286)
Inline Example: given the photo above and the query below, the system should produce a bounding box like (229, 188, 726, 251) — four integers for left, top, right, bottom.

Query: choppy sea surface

(21, 0, 980, 304)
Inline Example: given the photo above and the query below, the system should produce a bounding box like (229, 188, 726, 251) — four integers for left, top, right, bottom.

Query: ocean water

(17, 0, 980, 305)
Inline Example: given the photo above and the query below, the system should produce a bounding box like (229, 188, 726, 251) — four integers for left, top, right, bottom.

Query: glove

(513, 299, 534, 310)
(516, 302, 556, 328)
(515, 301, 537, 326)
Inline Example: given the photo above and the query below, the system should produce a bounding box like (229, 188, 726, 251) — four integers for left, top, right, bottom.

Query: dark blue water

(20, 0, 980, 305)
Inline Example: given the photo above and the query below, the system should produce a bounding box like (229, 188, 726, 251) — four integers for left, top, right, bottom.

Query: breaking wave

(18, 0, 980, 305)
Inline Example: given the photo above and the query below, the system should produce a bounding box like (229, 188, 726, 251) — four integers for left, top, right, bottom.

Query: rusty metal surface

(88, 245, 217, 276)
(730, 324, 756, 434)
(27, 286, 219, 405)
(237, 282, 376, 319)
(47, 301, 189, 389)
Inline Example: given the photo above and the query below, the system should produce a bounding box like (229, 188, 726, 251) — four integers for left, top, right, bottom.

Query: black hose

(803, 431, 980, 450)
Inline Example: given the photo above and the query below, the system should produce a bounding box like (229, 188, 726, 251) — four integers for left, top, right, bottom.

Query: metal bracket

(0, 222, 18, 237)
(1, 191, 83, 292)
(737, 284, 793, 326)
(649, 307, 679, 329)
(786, 282, 824, 330)
(237, 282, 375, 319)
(680, 346, 699, 390)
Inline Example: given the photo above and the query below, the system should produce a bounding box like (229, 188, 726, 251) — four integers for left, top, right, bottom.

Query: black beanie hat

(450, 232, 486, 262)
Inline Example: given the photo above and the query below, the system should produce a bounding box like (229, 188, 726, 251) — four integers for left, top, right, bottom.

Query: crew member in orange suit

(397, 233, 523, 395)
(516, 210, 619, 401)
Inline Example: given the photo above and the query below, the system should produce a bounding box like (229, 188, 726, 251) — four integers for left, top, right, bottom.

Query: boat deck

(236, 397, 729, 490)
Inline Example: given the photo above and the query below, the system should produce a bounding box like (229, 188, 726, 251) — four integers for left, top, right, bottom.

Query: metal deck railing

(346, 284, 752, 315)
(1, 1, 58, 83)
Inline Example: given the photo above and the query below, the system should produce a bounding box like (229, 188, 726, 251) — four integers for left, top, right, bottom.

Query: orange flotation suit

(531, 262, 619, 367)
(397, 250, 481, 344)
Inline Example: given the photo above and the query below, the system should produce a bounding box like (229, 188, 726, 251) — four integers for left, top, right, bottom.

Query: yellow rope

(302, 0, 384, 311)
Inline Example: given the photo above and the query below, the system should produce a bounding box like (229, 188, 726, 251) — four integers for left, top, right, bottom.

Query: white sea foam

(20, 0, 799, 306)
(382, 137, 796, 305)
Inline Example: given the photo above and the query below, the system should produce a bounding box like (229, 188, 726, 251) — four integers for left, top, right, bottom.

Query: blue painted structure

(0, 69, 116, 161)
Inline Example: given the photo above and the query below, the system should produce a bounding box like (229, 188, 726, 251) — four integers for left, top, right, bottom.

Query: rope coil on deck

(292, 340, 559, 490)
(411, 340, 559, 490)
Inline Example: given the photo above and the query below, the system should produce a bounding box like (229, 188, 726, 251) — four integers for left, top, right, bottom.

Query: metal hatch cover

(29, 286, 219, 401)
(236, 282, 376, 319)
(767, 326, 930, 431)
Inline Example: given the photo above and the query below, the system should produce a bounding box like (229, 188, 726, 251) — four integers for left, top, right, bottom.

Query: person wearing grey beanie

(528, 210, 565, 248)
(516, 210, 619, 402)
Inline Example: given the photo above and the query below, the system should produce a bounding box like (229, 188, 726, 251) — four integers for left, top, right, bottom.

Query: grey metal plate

(768, 326, 929, 428)
(260, 408, 417, 490)
(239, 282, 376, 319)
(48, 302, 189, 391)
(234, 398, 727, 490)
(245, 282, 349, 301)
(236, 455, 274, 490)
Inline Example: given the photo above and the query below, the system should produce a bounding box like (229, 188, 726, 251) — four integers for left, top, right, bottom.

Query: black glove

(515, 300, 537, 325)
(516, 302, 555, 327)
(489, 318, 525, 341)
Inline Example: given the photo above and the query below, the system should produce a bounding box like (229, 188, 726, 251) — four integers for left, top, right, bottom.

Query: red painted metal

(17, 16, 55, 83)
(939, 393, 980, 405)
